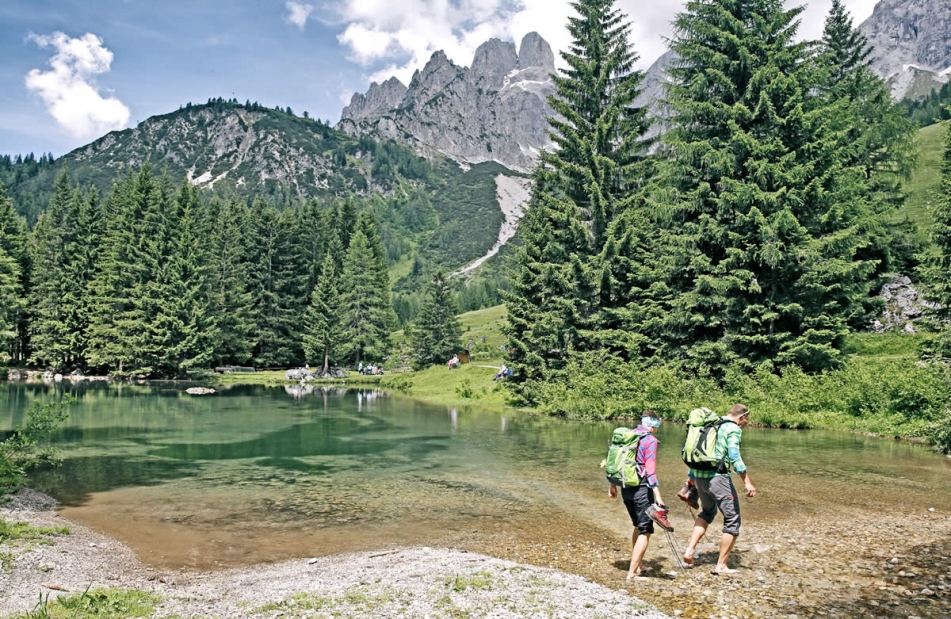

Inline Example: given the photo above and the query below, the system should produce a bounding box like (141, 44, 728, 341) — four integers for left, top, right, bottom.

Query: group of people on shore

(610, 404, 755, 580)
(356, 362, 384, 375)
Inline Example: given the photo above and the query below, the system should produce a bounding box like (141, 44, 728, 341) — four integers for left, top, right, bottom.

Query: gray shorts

(694, 475, 741, 536)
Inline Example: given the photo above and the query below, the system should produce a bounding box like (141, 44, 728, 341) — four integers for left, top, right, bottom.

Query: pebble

(890, 557, 901, 564)
(308, 558, 317, 564)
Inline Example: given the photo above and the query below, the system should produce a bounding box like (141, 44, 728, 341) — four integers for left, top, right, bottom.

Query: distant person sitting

(447, 355, 460, 369)
(494, 364, 510, 381)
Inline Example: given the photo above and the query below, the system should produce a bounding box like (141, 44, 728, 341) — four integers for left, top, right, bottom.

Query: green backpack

(681, 407, 730, 472)
(604, 427, 649, 488)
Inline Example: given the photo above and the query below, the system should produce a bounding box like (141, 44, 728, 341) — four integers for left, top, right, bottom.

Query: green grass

(380, 363, 514, 410)
(10, 588, 160, 619)
(204, 371, 382, 387)
(457, 304, 508, 362)
(902, 122, 945, 237)
(843, 331, 930, 359)
(0, 517, 70, 571)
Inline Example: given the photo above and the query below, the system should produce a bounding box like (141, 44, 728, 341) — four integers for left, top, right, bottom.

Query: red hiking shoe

(677, 481, 699, 510)
(646, 504, 674, 532)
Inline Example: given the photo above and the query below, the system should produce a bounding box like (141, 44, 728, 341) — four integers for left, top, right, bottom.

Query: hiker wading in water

(683, 404, 756, 574)
(608, 412, 666, 580)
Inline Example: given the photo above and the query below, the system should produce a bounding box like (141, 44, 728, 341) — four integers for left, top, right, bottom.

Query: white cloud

(330, 0, 882, 88)
(24, 32, 131, 140)
(285, 1, 315, 29)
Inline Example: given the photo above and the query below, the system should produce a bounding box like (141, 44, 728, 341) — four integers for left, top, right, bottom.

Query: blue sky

(1, 0, 878, 158)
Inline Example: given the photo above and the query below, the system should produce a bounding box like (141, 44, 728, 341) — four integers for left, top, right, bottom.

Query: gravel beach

(3, 486, 951, 618)
(0, 490, 669, 619)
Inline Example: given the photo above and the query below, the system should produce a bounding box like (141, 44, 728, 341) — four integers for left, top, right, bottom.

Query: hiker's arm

(608, 484, 617, 498)
(736, 471, 757, 498)
(652, 486, 665, 507)
(726, 429, 747, 474)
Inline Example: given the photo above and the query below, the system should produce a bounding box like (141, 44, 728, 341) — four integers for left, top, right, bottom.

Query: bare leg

(713, 533, 738, 574)
(682, 517, 709, 565)
(627, 531, 651, 579)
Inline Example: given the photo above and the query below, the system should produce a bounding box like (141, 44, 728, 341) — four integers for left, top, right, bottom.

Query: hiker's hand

(608, 485, 617, 499)
(745, 483, 757, 498)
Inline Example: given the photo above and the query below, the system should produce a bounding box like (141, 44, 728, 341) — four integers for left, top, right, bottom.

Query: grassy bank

(9, 588, 161, 619)
(201, 304, 951, 452)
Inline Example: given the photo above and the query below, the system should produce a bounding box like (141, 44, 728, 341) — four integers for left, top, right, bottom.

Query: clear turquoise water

(2, 382, 949, 568)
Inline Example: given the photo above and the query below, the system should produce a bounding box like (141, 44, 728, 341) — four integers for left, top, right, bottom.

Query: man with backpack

(605, 411, 668, 580)
(681, 404, 756, 574)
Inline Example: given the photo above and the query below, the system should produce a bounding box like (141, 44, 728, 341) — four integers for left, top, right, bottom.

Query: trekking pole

(664, 530, 687, 571)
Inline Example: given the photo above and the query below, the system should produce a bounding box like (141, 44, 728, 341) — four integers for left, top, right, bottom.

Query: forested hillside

(0, 100, 519, 312)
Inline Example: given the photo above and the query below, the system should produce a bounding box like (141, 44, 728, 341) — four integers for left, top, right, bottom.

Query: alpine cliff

(860, 0, 951, 100)
(338, 33, 556, 173)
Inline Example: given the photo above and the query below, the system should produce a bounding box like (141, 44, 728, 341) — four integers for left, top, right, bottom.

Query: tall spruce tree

(87, 167, 163, 373)
(146, 183, 216, 376)
(302, 253, 344, 374)
(920, 120, 951, 338)
(504, 0, 651, 394)
(409, 271, 461, 369)
(0, 182, 29, 363)
(817, 0, 919, 278)
(29, 171, 77, 369)
(249, 204, 305, 367)
(0, 245, 22, 353)
(658, 0, 880, 375)
(340, 227, 390, 365)
(208, 198, 255, 365)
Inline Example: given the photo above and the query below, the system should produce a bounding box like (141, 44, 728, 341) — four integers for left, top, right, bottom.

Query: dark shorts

(695, 475, 741, 536)
(621, 484, 654, 535)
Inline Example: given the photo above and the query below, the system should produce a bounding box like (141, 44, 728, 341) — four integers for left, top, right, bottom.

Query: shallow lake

(2, 382, 950, 570)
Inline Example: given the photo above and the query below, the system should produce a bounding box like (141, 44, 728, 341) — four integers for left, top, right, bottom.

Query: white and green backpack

(603, 427, 649, 488)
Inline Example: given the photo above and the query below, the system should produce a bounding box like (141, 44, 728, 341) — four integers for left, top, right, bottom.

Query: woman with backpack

(606, 411, 669, 580)
(681, 404, 757, 574)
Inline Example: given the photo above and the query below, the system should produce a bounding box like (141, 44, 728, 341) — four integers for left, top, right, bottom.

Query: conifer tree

(28, 170, 76, 369)
(249, 204, 305, 367)
(208, 198, 255, 365)
(146, 183, 216, 376)
(303, 253, 344, 374)
(920, 120, 951, 340)
(87, 167, 163, 373)
(658, 0, 879, 375)
(505, 0, 651, 393)
(357, 210, 395, 329)
(0, 245, 22, 353)
(817, 0, 919, 277)
(340, 227, 390, 365)
(409, 271, 461, 369)
(0, 182, 29, 363)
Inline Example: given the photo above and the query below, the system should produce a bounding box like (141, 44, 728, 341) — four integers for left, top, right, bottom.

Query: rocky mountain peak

(337, 32, 555, 172)
(518, 32, 555, 73)
(859, 0, 951, 99)
(341, 77, 407, 123)
(471, 39, 519, 88)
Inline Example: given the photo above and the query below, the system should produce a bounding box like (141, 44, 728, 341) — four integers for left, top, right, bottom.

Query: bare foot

(626, 573, 650, 581)
(711, 566, 738, 575)
(682, 553, 695, 566)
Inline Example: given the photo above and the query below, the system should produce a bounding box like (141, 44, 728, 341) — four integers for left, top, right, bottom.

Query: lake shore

(0, 489, 668, 619)
(3, 487, 951, 618)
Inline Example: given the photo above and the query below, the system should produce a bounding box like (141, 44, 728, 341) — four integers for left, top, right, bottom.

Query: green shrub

(0, 396, 73, 495)
(531, 351, 951, 445)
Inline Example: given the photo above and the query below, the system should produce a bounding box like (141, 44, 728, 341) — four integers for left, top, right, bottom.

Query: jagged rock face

(341, 77, 407, 123)
(338, 32, 556, 173)
(859, 0, 951, 99)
